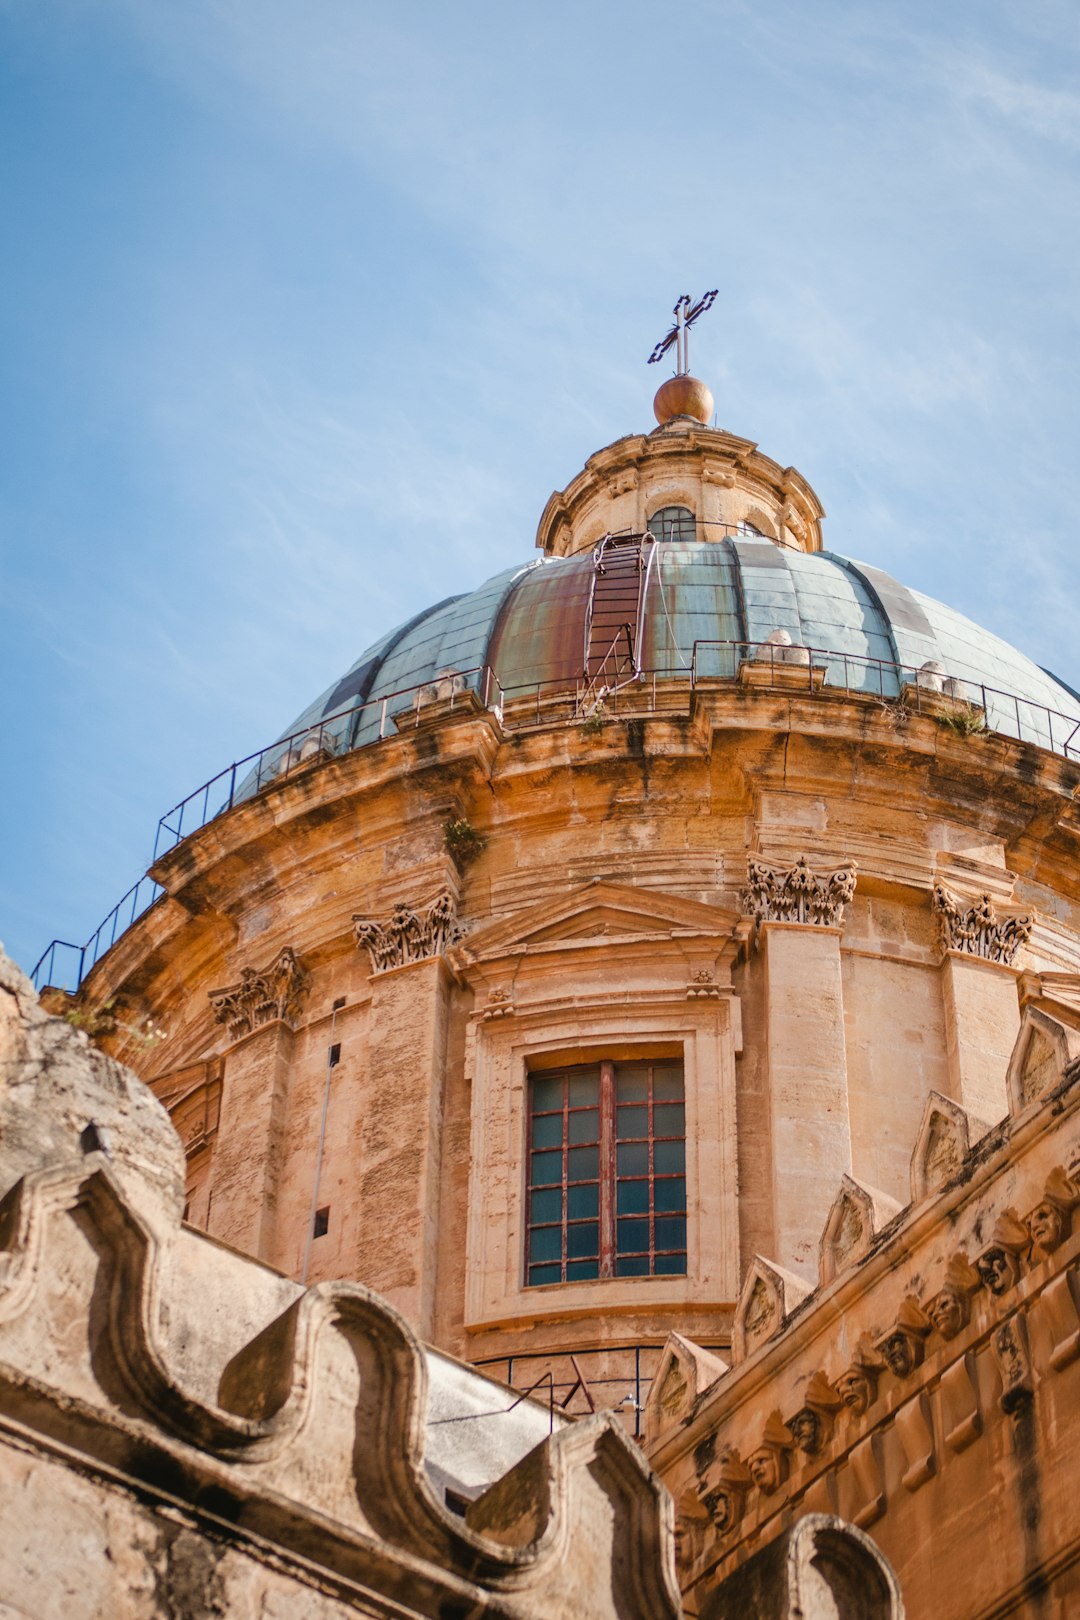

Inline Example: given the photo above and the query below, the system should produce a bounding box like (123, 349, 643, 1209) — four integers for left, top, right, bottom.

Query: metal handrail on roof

(30, 643, 1080, 993)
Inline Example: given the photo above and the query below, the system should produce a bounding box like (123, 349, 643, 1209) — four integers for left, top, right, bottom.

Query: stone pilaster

(940, 953, 1020, 1124)
(356, 956, 453, 1337)
(760, 922, 852, 1278)
(932, 885, 1029, 1124)
(206, 948, 308, 1261)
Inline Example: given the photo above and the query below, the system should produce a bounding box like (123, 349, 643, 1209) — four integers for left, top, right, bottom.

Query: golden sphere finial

(653, 374, 714, 427)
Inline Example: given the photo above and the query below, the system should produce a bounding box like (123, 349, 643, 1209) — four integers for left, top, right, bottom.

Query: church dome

(263, 538, 1080, 771)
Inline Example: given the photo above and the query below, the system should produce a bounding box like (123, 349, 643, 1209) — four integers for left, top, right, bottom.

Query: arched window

(647, 506, 696, 543)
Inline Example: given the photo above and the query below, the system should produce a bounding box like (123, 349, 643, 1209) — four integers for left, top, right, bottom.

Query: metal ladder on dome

(576, 531, 657, 718)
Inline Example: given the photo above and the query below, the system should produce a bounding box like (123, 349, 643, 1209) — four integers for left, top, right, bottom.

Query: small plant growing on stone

(939, 702, 987, 738)
(877, 697, 909, 732)
(444, 817, 486, 869)
(63, 998, 167, 1052)
(578, 699, 610, 737)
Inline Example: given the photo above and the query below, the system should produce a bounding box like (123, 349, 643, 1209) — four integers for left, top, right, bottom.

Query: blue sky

(3, 0, 1080, 979)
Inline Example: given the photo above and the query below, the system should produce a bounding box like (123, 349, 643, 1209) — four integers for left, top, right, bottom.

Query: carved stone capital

(932, 883, 1032, 965)
(742, 854, 857, 927)
(353, 890, 462, 974)
(208, 948, 310, 1043)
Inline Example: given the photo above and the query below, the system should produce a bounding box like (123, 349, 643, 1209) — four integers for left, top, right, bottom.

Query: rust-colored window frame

(526, 1058, 687, 1287)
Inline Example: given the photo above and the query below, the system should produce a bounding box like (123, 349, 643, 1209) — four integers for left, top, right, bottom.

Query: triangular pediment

(452, 879, 744, 967)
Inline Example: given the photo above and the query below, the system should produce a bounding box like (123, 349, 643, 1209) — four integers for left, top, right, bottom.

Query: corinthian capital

(208, 947, 310, 1042)
(932, 884, 1032, 965)
(742, 854, 857, 927)
(353, 890, 461, 973)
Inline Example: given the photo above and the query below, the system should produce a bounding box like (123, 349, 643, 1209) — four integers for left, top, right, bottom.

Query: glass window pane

(530, 1187, 562, 1224)
(654, 1103, 684, 1138)
(648, 506, 696, 544)
(617, 1180, 649, 1215)
(568, 1108, 599, 1145)
(567, 1182, 599, 1219)
(653, 1066, 684, 1101)
(655, 1216, 686, 1252)
(567, 1221, 599, 1259)
(617, 1217, 650, 1254)
(531, 1149, 563, 1186)
(653, 1253, 687, 1276)
(568, 1071, 600, 1107)
(531, 1076, 563, 1112)
(616, 1255, 650, 1277)
(653, 1177, 685, 1213)
(529, 1225, 563, 1262)
(566, 1259, 600, 1280)
(617, 1141, 648, 1177)
(654, 1139, 685, 1175)
(567, 1145, 599, 1181)
(615, 1066, 648, 1103)
(528, 1263, 561, 1286)
(616, 1105, 648, 1140)
(531, 1112, 564, 1149)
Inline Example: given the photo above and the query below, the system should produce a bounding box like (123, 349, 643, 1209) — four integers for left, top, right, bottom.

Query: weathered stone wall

(0, 950, 682, 1620)
(644, 1013, 1080, 1619)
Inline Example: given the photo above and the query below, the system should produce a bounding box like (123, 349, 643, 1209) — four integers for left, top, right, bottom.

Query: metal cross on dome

(647, 290, 718, 374)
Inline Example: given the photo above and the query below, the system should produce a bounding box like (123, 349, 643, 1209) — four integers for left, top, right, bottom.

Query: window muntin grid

(526, 1060, 686, 1286)
(647, 505, 697, 544)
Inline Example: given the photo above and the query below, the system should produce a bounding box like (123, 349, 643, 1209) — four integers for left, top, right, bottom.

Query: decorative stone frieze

(353, 891, 461, 973)
(207, 947, 310, 1043)
(931, 882, 1032, 964)
(742, 855, 857, 928)
(686, 968, 722, 999)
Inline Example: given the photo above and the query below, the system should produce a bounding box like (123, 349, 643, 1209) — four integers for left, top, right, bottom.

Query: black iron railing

(31, 642, 1080, 992)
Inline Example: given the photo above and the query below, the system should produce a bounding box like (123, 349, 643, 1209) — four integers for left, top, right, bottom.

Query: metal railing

(31, 641, 1080, 992)
(688, 640, 1080, 759)
(472, 1344, 659, 1439)
(153, 665, 497, 859)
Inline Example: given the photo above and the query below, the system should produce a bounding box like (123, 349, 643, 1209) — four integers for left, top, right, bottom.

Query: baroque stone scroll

(741, 854, 857, 927)
(353, 890, 461, 973)
(932, 884, 1032, 965)
(208, 947, 310, 1042)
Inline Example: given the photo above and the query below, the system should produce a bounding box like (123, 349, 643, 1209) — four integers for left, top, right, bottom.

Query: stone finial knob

(653, 374, 714, 426)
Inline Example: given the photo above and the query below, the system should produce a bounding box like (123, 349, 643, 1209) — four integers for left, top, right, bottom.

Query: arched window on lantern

(647, 506, 696, 544)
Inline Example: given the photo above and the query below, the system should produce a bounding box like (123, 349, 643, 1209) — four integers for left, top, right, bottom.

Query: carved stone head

(977, 1245, 1020, 1297)
(746, 1412, 793, 1494)
(1025, 1168, 1078, 1263)
(836, 1366, 874, 1415)
(746, 1447, 782, 1494)
(702, 1453, 752, 1536)
(881, 1330, 919, 1379)
(876, 1297, 931, 1379)
(927, 1251, 982, 1341)
(1027, 1200, 1067, 1260)
(976, 1209, 1031, 1297)
(787, 1407, 820, 1455)
(927, 1288, 966, 1340)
